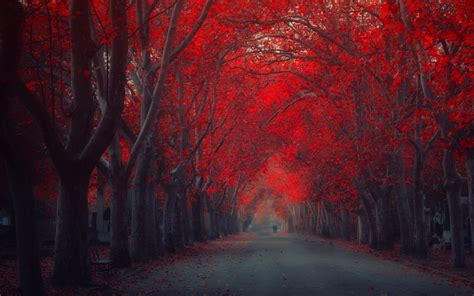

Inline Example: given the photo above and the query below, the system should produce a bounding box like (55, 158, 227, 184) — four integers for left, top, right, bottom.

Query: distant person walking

(272, 225, 278, 233)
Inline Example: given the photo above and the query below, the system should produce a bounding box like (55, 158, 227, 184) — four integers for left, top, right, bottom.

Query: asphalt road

(129, 232, 473, 296)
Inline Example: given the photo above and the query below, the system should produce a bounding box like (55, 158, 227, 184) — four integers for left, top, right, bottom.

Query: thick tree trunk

(444, 149, 465, 267)
(130, 138, 153, 261)
(1, 1, 43, 292)
(110, 176, 130, 267)
(52, 176, 91, 285)
(4, 159, 44, 295)
(108, 134, 130, 267)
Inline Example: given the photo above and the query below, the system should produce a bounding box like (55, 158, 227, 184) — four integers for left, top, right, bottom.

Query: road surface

(129, 232, 473, 295)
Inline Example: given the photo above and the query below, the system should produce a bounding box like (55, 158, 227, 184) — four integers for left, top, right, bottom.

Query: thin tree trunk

(375, 194, 393, 250)
(467, 149, 474, 252)
(156, 197, 165, 256)
(444, 149, 465, 267)
(145, 171, 158, 258)
(192, 193, 206, 242)
(173, 184, 185, 249)
(340, 208, 350, 241)
(361, 195, 378, 249)
(96, 174, 105, 234)
(164, 186, 177, 252)
(182, 190, 193, 245)
(413, 141, 429, 258)
(357, 207, 369, 244)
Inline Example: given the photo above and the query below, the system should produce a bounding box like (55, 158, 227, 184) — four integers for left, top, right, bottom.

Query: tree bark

(173, 190, 185, 247)
(5, 160, 44, 295)
(110, 175, 130, 267)
(155, 197, 165, 256)
(340, 208, 350, 241)
(164, 187, 177, 252)
(130, 137, 153, 261)
(377, 197, 393, 249)
(181, 190, 193, 245)
(96, 174, 105, 234)
(392, 149, 415, 255)
(444, 149, 465, 267)
(357, 207, 369, 244)
(145, 172, 158, 258)
(52, 175, 91, 285)
(0, 1, 44, 294)
(361, 195, 378, 249)
(467, 149, 474, 252)
(412, 141, 429, 258)
(192, 193, 206, 242)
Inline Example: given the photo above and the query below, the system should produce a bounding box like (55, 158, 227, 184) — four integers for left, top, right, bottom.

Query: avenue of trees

(0, 0, 472, 294)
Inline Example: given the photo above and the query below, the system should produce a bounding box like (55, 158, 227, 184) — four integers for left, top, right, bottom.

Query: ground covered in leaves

(0, 233, 253, 295)
(304, 235, 474, 290)
(2, 232, 473, 295)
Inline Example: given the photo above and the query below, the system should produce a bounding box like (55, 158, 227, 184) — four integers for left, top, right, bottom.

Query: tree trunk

(375, 195, 393, 250)
(395, 187, 415, 254)
(181, 191, 193, 245)
(392, 150, 415, 255)
(361, 196, 378, 249)
(173, 188, 185, 248)
(52, 175, 91, 285)
(340, 208, 350, 241)
(208, 207, 219, 240)
(0, 1, 43, 292)
(192, 193, 206, 242)
(413, 147, 428, 258)
(164, 187, 177, 252)
(155, 198, 165, 255)
(3, 158, 43, 295)
(130, 139, 152, 261)
(444, 149, 465, 267)
(96, 174, 105, 234)
(357, 208, 369, 244)
(243, 216, 253, 232)
(110, 176, 130, 267)
(145, 176, 158, 258)
(467, 149, 474, 252)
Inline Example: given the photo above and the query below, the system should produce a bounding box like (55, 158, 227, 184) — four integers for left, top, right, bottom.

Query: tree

(0, 1, 43, 293)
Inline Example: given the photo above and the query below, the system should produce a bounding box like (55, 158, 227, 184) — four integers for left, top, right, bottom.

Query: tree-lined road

(130, 232, 472, 295)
